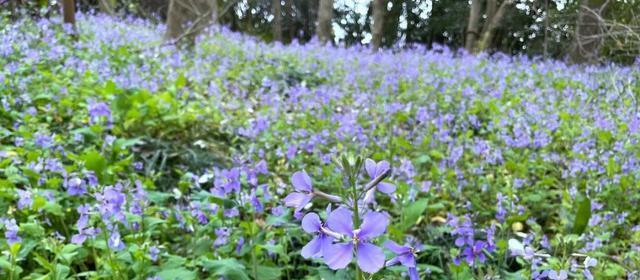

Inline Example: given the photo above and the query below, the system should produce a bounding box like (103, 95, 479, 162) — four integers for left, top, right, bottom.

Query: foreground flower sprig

(284, 156, 419, 278)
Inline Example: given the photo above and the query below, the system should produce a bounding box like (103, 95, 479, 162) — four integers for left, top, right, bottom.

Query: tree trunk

(285, 0, 295, 41)
(382, 0, 402, 46)
(317, 0, 333, 44)
(62, 0, 75, 26)
(571, 0, 608, 64)
(477, 0, 512, 52)
(164, 0, 217, 44)
(211, 0, 218, 26)
(371, 0, 385, 50)
(465, 0, 482, 51)
(272, 0, 282, 42)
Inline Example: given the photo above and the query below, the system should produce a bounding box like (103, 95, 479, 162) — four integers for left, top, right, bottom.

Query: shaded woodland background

(3, 0, 640, 64)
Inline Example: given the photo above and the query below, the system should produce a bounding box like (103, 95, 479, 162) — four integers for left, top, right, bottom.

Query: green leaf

(401, 198, 428, 231)
(199, 258, 250, 280)
(54, 264, 70, 280)
(572, 196, 591, 235)
(175, 73, 187, 88)
(256, 265, 282, 280)
(156, 268, 197, 280)
(20, 222, 45, 237)
(81, 150, 107, 181)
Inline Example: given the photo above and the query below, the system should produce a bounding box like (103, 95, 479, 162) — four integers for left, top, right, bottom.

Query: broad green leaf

(572, 196, 591, 235)
(199, 258, 250, 280)
(401, 198, 428, 231)
(156, 268, 197, 280)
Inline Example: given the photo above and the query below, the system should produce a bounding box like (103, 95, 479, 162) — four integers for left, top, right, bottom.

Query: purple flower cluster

(285, 158, 420, 277)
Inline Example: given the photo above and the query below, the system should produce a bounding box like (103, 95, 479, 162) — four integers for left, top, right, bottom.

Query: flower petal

(301, 212, 322, 233)
(408, 267, 419, 280)
(375, 161, 390, 177)
(71, 234, 86, 244)
(377, 182, 396, 194)
(291, 171, 313, 192)
(283, 192, 312, 211)
(301, 236, 322, 259)
(365, 159, 377, 178)
(326, 207, 353, 236)
(357, 243, 385, 273)
(324, 243, 353, 270)
(398, 253, 416, 268)
(358, 211, 388, 239)
(385, 256, 399, 266)
(384, 240, 410, 254)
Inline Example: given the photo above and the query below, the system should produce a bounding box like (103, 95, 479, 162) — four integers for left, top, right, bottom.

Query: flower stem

(251, 212, 258, 280)
(350, 168, 363, 280)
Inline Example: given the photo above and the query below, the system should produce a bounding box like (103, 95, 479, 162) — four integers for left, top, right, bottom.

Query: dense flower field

(1, 13, 639, 279)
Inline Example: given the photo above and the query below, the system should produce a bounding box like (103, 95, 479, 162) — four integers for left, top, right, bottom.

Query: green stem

(102, 228, 120, 280)
(350, 171, 362, 280)
(251, 212, 258, 280)
(8, 253, 15, 280)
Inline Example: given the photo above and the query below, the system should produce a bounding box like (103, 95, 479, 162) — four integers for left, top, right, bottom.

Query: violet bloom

(16, 189, 32, 210)
(235, 237, 245, 254)
(3, 218, 21, 245)
(66, 177, 87, 196)
(283, 171, 341, 212)
(149, 246, 160, 262)
(214, 227, 230, 247)
(364, 159, 396, 194)
(300, 212, 334, 259)
(385, 240, 419, 280)
(284, 171, 314, 211)
(108, 229, 125, 251)
(87, 100, 112, 125)
(323, 207, 388, 274)
(548, 270, 568, 280)
(71, 205, 100, 245)
(459, 240, 488, 266)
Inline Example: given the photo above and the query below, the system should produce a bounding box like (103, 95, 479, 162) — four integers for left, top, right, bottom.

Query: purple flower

(283, 171, 314, 211)
(108, 229, 125, 251)
(235, 237, 245, 254)
(384, 240, 419, 280)
(149, 246, 160, 262)
(548, 270, 568, 280)
(364, 159, 396, 194)
(133, 162, 144, 171)
(300, 212, 334, 259)
(71, 205, 100, 245)
(464, 241, 488, 266)
(88, 100, 112, 125)
(214, 227, 230, 247)
(323, 207, 388, 273)
(3, 218, 21, 245)
(16, 189, 32, 210)
(34, 132, 54, 149)
(66, 177, 87, 196)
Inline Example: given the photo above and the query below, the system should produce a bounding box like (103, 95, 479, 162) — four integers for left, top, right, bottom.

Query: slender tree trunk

(571, 0, 608, 63)
(371, 0, 385, 50)
(165, 0, 186, 41)
(211, 0, 218, 25)
(382, 0, 402, 46)
(317, 0, 333, 44)
(465, 0, 482, 51)
(272, 0, 282, 41)
(62, 0, 75, 26)
(477, 0, 512, 52)
(285, 0, 295, 41)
